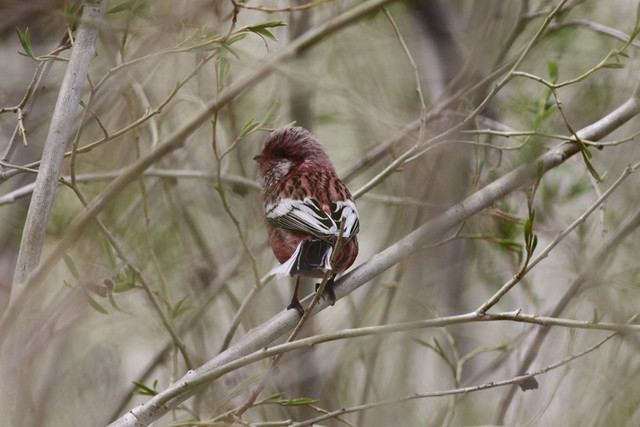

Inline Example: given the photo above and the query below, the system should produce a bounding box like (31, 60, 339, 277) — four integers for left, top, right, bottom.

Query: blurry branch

(0, 1, 108, 423)
(212, 120, 263, 352)
(345, 7, 638, 186)
(494, 195, 640, 423)
(105, 74, 640, 424)
(0, 49, 218, 183)
(107, 254, 245, 423)
(341, 83, 640, 311)
(218, 273, 275, 353)
(108, 303, 632, 426)
(383, 6, 427, 144)
(491, 0, 532, 69)
(291, 332, 617, 427)
(11, 0, 108, 298)
(0, 169, 258, 206)
(548, 19, 640, 48)
(108, 83, 640, 424)
(340, 119, 419, 182)
(63, 181, 196, 370)
(523, 0, 585, 20)
(0, 32, 71, 164)
(0, 0, 399, 356)
(476, 160, 640, 314)
(227, 225, 349, 421)
(125, 98, 195, 373)
(231, 0, 332, 13)
(351, 0, 569, 199)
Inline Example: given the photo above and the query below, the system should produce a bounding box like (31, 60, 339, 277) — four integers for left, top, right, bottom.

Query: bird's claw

(315, 281, 336, 306)
(287, 298, 304, 316)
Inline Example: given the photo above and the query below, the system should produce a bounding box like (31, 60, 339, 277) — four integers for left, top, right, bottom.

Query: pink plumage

(254, 127, 359, 314)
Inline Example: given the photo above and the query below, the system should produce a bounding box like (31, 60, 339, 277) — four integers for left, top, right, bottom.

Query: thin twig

(476, 161, 639, 314)
(291, 333, 617, 427)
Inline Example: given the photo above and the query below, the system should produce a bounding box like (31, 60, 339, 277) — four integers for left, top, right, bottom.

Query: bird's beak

(253, 153, 266, 164)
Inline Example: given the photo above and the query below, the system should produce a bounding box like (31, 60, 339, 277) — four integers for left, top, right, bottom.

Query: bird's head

(254, 127, 332, 188)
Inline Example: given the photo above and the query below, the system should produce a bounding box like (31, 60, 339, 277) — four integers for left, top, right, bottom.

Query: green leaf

(497, 239, 524, 250)
(16, 28, 34, 58)
(542, 86, 553, 104)
(63, 254, 81, 280)
(585, 160, 603, 182)
(220, 43, 240, 59)
(132, 380, 158, 396)
(541, 104, 557, 120)
(108, 291, 127, 313)
(171, 295, 194, 319)
(113, 280, 136, 293)
(433, 337, 446, 357)
(100, 235, 117, 269)
(536, 160, 545, 181)
(285, 397, 319, 406)
(238, 117, 258, 139)
(248, 20, 287, 30)
(193, 41, 222, 52)
(601, 62, 625, 69)
(250, 27, 278, 41)
(531, 234, 538, 253)
(524, 218, 531, 245)
(226, 32, 248, 45)
(413, 338, 435, 350)
(547, 60, 558, 84)
(83, 290, 108, 314)
(267, 392, 285, 400)
(221, 60, 231, 82)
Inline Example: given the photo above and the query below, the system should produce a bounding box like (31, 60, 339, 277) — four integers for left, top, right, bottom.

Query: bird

(254, 127, 360, 315)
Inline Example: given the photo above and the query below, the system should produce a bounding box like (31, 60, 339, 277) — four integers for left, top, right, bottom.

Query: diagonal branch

(106, 83, 640, 426)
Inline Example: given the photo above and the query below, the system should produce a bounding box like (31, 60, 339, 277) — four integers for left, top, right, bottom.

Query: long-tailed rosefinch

(254, 127, 360, 315)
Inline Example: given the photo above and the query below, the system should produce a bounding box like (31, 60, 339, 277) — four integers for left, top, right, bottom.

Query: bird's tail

(270, 238, 333, 277)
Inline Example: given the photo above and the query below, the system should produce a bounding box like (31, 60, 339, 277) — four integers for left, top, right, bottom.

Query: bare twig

(291, 332, 617, 427)
(108, 306, 632, 426)
(1, 1, 109, 423)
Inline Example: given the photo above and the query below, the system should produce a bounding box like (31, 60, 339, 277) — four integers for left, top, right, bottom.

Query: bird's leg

(315, 273, 337, 306)
(287, 277, 304, 316)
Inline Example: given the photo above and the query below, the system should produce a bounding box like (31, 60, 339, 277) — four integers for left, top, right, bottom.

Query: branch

(291, 332, 617, 427)
(108, 306, 633, 426)
(0, 1, 108, 423)
(0, 169, 258, 206)
(494, 195, 640, 423)
(99, 80, 640, 425)
(0, 0, 399, 334)
(10, 0, 108, 299)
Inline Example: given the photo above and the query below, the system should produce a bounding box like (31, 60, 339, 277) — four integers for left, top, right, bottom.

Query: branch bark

(10, 0, 108, 299)
(0, 2, 108, 425)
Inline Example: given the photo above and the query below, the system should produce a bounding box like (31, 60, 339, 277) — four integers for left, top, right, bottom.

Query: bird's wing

(266, 198, 359, 243)
(330, 200, 360, 240)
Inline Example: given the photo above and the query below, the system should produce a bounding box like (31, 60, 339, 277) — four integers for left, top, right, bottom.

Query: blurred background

(1, 0, 640, 425)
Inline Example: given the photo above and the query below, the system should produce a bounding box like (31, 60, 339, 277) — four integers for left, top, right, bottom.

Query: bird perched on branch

(254, 127, 360, 315)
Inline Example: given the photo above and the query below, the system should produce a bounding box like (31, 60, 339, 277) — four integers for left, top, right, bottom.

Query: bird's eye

(271, 148, 284, 158)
